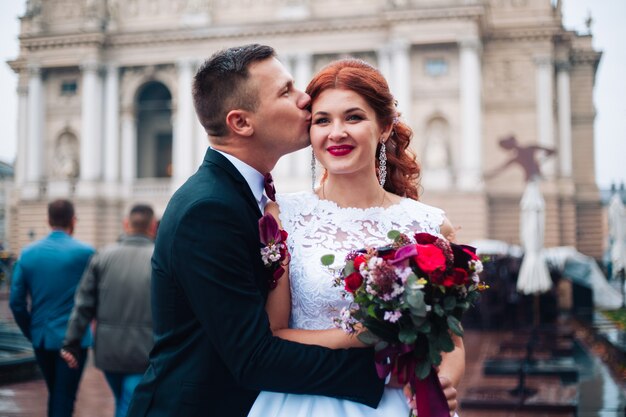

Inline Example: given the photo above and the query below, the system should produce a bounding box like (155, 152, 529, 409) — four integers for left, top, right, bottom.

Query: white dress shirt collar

(212, 148, 266, 211)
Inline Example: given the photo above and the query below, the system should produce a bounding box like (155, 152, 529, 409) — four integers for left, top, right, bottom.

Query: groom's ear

(225, 109, 254, 137)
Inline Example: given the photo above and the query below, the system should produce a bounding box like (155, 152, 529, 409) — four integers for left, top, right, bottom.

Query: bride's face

(310, 88, 385, 178)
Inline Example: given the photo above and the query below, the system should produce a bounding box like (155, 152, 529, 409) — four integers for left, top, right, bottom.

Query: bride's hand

(438, 375, 458, 416)
(398, 375, 458, 416)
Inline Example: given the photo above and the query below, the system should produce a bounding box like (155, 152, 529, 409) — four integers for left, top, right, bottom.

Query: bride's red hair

(306, 59, 421, 200)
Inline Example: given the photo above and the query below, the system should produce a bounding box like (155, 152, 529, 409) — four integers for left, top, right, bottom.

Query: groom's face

(247, 58, 312, 157)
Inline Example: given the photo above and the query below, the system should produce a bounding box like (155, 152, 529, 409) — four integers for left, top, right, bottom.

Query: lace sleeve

(404, 199, 446, 236)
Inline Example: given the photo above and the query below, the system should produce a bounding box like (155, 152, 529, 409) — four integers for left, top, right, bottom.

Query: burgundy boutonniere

(259, 214, 290, 290)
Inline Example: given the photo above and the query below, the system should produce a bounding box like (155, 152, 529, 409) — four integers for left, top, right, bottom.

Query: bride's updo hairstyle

(306, 59, 421, 200)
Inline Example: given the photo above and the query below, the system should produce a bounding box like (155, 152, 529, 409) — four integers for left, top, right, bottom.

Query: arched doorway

(136, 81, 173, 178)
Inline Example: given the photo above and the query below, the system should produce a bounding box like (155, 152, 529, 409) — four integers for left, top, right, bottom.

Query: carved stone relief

(42, 0, 86, 20)
(483, 57, 532, 102)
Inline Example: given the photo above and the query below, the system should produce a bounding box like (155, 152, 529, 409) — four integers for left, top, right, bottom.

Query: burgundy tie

(264, 173, 276, 202)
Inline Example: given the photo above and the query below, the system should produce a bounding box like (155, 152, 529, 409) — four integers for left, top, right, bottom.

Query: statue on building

(25, 0, 42, 17)
(54, 133, 80, 180)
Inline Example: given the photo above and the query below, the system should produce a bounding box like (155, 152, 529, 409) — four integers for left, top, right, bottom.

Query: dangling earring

(311, 148, 316, 191)
(378, 140, 387, 188)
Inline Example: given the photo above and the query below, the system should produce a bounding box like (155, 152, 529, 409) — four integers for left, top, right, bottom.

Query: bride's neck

(320, 174, 388, 209)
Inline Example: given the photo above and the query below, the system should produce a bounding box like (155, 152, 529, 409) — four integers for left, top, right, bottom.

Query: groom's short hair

(193, 44, 276, 138)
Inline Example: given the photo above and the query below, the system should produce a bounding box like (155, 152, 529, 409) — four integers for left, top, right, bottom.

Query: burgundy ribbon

(375, 345, 450, 417)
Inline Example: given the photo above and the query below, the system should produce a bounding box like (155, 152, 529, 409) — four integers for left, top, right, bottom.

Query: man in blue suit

(10, 199, 94, 417)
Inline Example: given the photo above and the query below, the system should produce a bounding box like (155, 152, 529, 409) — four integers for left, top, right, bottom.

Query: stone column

(15, 83, 29, 186)
(173, 59, 195, 189)
(103, 63, 120, 182)
(557, 61, 572, 178)
(80, 59, 103, 181)
(294, 52, 312, 92)
(377, 45, 392, 87)
(535, 55, 556, 177)
(26, 64, 43, 183)
(293, 53, 313, 178)
(120, 110, 137, 187)
(390, 38, 411, 120)
(458, 38, 483, 190)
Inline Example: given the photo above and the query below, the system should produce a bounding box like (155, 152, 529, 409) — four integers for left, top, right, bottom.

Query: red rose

(452, 268, 469, 285)
(442, 275, 456, 288)
(344, 272, 364, 293)
(381, 250, 397, 261)
(414, 233, 438, 245)
(462, 247, 478, 261)
(429, 269, 445, 285)
(413, 244, 446, 274)
(280, 229, 289, 242)
(353, 255, 367, 271)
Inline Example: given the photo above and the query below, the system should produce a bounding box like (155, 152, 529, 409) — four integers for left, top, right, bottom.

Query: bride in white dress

(248, 59, 464, 417)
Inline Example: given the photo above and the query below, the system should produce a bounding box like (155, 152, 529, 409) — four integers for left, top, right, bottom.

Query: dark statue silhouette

(484, 135, 556, 183)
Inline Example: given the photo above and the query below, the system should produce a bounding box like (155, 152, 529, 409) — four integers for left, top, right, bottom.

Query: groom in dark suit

(127, 44, 384, 417)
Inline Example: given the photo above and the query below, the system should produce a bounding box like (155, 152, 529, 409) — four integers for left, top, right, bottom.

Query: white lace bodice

(276, 192, 445, 331)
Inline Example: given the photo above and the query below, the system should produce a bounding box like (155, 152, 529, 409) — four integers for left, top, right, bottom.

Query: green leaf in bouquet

(344, 260, 355, 275)
(447, 315, 464, 337)
(414, 359, 432, 380)
(457, 301, 470, 311)
(363, 318, 399, 342)
(435, 331, 455, 353)
(321, 254, 335, 266)
(443, 296, 456, 312)
(410, 315, 426, 328)
(467, 291, 480, 303)
(387, 230, 401, 240)
(428, 343, 443, 366)
(367, 304, 377, 318)
(357, 330, 381, 345)
(375, 340, 389, 352)
(417, 320, 431, 333)
(405, 289, 427, 318)
(433, 304, 445, 317)
(399, 328, 417, 344)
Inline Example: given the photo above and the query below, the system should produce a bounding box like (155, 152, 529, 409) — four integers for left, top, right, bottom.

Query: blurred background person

(61, 204, 156, 417)
(9, 199, 94, 417)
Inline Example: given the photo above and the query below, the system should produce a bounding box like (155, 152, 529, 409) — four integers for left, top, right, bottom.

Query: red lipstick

(327, 145, 354, 156)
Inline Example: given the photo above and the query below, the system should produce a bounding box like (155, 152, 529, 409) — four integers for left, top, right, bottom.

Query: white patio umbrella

(516, 181, 553, 295)
(608, 193, 626, 276)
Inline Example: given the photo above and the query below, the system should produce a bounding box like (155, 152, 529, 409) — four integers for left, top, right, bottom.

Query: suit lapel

(203, 148, 263, 218)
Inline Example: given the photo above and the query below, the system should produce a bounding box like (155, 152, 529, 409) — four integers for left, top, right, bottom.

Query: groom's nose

(297, 90, 311, 110)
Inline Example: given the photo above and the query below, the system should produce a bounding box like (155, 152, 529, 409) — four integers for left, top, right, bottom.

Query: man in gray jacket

(61, 204, 156, 417)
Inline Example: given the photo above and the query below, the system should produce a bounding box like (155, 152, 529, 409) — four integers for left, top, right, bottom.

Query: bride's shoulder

(400, 198, 445, 217)
(399, 197, 446, 226)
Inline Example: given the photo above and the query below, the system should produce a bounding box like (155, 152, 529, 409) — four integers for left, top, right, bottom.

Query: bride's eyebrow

(345, 107, 365, 113)
(313, 107, 365, 117)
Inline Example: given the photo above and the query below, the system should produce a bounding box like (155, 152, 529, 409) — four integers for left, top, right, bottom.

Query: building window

(425, 58, 448, 77)
(60, 80, 77, 96)
(136, 81, 173, 179)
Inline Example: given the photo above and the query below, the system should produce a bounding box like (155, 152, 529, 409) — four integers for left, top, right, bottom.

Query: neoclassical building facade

(8, 0, 603, 257)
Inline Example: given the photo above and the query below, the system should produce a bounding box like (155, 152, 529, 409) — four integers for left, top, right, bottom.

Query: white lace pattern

(276, 192, 445, 331)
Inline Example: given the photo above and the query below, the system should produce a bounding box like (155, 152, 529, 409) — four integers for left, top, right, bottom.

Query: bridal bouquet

(324, 231, 487, 417)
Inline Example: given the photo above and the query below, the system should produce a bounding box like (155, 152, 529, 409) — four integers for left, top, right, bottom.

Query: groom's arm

(173, 199, 385, 407)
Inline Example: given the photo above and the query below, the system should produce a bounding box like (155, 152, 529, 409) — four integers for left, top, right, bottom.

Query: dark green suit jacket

(127, 148, 384, 417)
